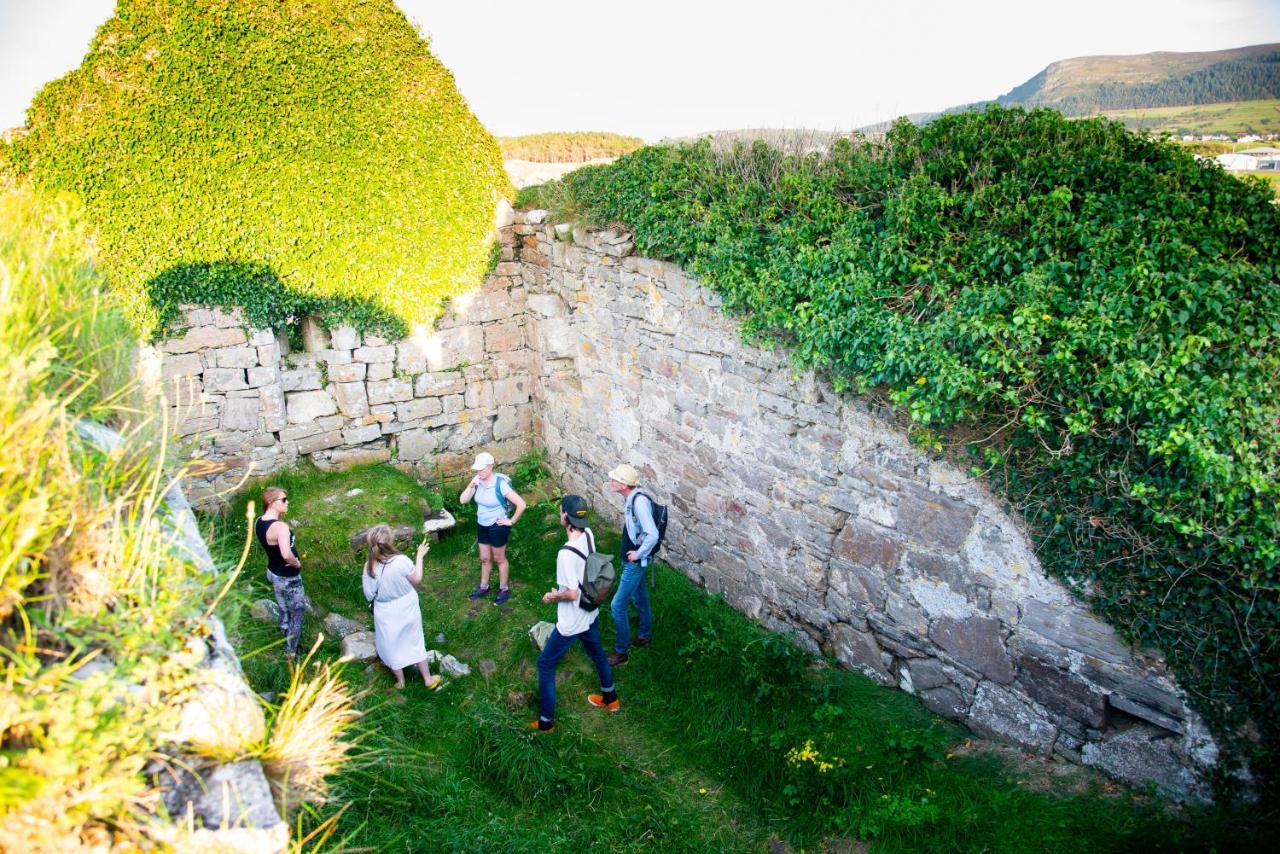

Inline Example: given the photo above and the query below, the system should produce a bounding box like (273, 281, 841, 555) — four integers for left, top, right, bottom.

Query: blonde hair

(363, 524, 401, 577)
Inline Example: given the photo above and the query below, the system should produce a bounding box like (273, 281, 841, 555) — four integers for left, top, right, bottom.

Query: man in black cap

(530, 494, 620, 732)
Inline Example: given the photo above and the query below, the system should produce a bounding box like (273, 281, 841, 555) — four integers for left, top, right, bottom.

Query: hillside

(3, 0, 507, 338)
(1104, 98, 1280, 136)
(996, 43, 1280, 115)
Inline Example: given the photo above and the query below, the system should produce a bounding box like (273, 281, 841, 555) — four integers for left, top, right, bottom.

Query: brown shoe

(607, 651, 629, 666)
(632, 637, 651, 648)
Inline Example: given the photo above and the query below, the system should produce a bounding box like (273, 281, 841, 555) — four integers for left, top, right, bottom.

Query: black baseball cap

(560, 494, 590, 528)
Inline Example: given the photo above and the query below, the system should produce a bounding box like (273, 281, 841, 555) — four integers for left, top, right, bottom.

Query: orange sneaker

(528, 720, 555, 733)
(587, 694, 620, 712)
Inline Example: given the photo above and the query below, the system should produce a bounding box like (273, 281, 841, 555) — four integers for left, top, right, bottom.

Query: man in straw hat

(606, 463, 659, 666)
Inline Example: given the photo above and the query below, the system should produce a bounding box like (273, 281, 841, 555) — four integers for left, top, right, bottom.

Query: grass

(203, 461, 1268, 851)
(1099, 99, 1280, 137)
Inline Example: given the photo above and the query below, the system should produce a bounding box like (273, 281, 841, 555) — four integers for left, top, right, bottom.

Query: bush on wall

(522, 106, 1280, 791)
(4, 0, 508, 339)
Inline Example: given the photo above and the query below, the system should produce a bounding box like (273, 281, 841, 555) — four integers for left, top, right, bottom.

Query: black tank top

(256, 517, 300, 578)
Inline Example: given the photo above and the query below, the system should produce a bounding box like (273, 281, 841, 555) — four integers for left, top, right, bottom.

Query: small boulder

(478, 659, 497, 676)
(349, 525, 418, 548)
(323, 613, 367, 638)
(426, 650, 470, 677)
(250, 599, 280, 624)
(340, 631, 378, 662)
(529, 621, 555, 650)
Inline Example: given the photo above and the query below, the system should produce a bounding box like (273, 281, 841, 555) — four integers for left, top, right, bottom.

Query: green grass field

(1100, 99, 1280, 137)
(202, 461, 1261, 851)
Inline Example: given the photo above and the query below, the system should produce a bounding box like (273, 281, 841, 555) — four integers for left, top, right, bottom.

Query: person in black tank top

(257, 486, 305, 658)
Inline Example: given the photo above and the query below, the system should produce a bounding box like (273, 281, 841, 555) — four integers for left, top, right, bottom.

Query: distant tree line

(1004, 52, 1280, 115)
(499, 132, 644, 162)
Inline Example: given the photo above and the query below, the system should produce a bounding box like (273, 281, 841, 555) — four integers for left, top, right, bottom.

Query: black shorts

(476, 523, 511, 548)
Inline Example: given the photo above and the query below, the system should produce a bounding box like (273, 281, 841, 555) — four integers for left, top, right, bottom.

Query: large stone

(919, 685, 969, 720)
(329, 362, 367, 383)
(968, 683, 1058, 753)
(396, 397, 443, 423)
(280, 365, 323, 392)
(425, 327, 484, 371)
(1021, 599, 1131, 666)
(1081, 726, 1211, 802)
(354, 345, 396, 364)
(216, 346, 259, 368)
(340, 631, 378, 662)
(906, 658, 952, 692)
(157, 759, 285, 837)
(295, 430, 343, 454)
(414, 372, 467, 398)
(162, 325, 247, 354)
(300, 316, 330, 351)
(527, 293, 566, 317)
(221, 396, 260, 432)
(330, 325, 360, 350)
(529, 621, 555, 650)
(260, 384, 287, 433)
(342, 423, 383, 445)
(161, 352, 204, 379)
(172, 668, 266, 756)
(368, 378, 414, 405)
(349, 525, 418, 547)
(832, 520, 902, 570)
(485, 323, 523, 353)
(1017, 654, 1107, 728)
(493, 376, 530, 407)
(829, 623, 893, 685)
(930, 616, 1014, 684)
(397, 427, 436, 461)
(896, 486, 976, 552)
(333, 381, 369, 417)
(204, 367, 249, 393)
(493, 404, 522, 440)
(286, 390, 338, 424)
(325, 445, 392, 468)
(538, 317, 579, 360)
(322, 613, 368, 638)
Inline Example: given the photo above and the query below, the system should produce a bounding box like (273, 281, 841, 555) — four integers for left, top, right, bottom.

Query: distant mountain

(995, 43, 1280, 115)
(858, 43, 1280, 132)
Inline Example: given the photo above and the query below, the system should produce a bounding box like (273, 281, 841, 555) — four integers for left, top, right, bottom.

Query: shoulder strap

(561, 544, 587, 562)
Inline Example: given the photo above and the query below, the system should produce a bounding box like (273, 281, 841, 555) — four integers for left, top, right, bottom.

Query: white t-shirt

(362, 553, 415, 603)
(555, 527, 598, 636)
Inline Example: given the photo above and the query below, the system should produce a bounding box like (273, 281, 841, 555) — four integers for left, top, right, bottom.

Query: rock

(156, 759, 285, 837)
(172, 668, 267, 756)
(322, 613, 367, 638)
(968, 683, 1058, 754)
(1082, 724, 1211, 802)
(250, 599, 281, 624)
(304, 596, 322, 618)
(426, 651, 470, 677)
(919, 685, 969, 720)
(478, 659, 497, 676)
(1017, 655, 1107, 729)
(422, 509, 457, 540)
(349, 525, 418, 548)
(346, 488, 364, 497)
(828, 623, 893, 685)
(529, 621, 555, 650)
(286, 390, 338, 424)
(930, 616, 1015, 684)
(300, 316, 330, 351)
(896, 486, 977, 552)
(340, 631, 378, 662)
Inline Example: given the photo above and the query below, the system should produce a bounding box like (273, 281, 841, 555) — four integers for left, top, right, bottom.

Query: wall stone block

(330, 325, 360, 350)
(330, 362, 367, 383)
(355, 345, 396, 364)
(286, 390, 338, 424)
(367, 361, 394, 381)
(215, 346, 258, 368)
(333, 381, 369, 417)
(204, 368, 249, 393)
(162, 325, 247, 354)
(368, 378, 414, 405)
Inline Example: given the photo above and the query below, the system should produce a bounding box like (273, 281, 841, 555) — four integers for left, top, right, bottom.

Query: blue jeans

(610, 560, 651, 654)
(536, 621, 614, 723)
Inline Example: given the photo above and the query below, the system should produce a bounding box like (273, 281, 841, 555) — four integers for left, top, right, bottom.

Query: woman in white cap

(458, 451, 526, 605)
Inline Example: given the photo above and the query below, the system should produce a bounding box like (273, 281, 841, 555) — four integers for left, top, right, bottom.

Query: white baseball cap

(471, 452, 495, 470)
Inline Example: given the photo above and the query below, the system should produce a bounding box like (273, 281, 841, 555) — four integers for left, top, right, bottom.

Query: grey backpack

(561, 531, 616, 612)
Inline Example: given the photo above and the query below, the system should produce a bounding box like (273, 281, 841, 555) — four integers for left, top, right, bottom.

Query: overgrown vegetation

(519, 106, 1280, 793)
(206, 462, 1263, 850)
(2, 0, 508, 339)
(499, 131, 644, 162)
(0, 186, 356, 850)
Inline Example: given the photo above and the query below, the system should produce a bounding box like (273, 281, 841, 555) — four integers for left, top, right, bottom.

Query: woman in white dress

(361, 525, 440, 690)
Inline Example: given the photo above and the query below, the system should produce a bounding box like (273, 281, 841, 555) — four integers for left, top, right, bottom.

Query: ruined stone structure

(153, 206, 1224, 800)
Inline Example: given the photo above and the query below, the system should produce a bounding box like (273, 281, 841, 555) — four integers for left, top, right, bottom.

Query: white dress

(362, 554, 427, 670)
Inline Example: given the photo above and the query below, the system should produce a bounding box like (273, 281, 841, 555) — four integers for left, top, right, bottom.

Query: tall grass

(0, 186, 358, 850)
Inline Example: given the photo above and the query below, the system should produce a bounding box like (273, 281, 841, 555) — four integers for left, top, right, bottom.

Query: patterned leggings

(267, 570, 306, 655)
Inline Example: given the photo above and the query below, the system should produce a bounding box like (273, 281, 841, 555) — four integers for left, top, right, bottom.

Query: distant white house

(1216, 153, 1261, 171)
(1239, 134, 1263, 143)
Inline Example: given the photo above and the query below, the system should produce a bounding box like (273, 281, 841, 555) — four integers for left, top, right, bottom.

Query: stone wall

(144, 224, 534, 504)
(514, 211, 1222, 802)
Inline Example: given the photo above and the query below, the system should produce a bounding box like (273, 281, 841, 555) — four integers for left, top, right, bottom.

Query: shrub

(4, 0, 508, 339)
(534, 106, 1280, 787)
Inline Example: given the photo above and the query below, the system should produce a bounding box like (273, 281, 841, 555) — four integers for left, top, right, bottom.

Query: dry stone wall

(514, 211, 1222, 802)
(149, 204, 1225, 802)
(144, 228, 534, 503)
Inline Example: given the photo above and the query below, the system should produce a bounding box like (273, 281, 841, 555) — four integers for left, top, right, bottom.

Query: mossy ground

(204, 462, 1260, 851)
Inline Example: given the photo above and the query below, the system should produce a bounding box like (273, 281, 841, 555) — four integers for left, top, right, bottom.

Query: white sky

(2, 0, 1278, 140)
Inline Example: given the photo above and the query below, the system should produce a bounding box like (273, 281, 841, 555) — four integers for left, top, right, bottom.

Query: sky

(1, 0, 1278, 141)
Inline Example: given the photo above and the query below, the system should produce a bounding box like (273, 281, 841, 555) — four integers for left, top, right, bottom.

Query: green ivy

(530, 106, 1280, 792)
(5, 0, 509, 338)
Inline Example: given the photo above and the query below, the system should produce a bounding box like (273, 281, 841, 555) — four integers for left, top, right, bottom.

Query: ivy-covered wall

(4, 0, 507, 339)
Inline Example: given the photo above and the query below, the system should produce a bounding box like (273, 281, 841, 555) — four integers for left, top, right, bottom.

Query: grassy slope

(1101, 99, 1280, 136)
(200, 462, 1252, 851)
